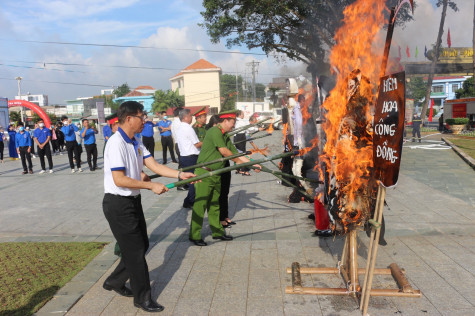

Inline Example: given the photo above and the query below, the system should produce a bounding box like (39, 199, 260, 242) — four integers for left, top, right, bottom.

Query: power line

(0, 77, 111, 88)
(1, 39, 267, 56)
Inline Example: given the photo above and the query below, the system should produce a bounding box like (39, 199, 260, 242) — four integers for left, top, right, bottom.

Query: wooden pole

(285, 267, 395, 275)
(349, 229, 359, 295)
(361, 185, 386, 315)
(360, 186, 382, 309)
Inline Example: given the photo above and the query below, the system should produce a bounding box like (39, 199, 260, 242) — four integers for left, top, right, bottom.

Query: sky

(0, 0, 473, 104)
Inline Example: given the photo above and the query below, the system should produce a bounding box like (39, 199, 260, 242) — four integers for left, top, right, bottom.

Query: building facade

(113, 86, 156, 114)
(15, 94, 48, 107)
(170, 59, 222, 113)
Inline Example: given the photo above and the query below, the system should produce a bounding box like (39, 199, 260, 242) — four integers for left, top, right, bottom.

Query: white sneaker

(78, 168, 83, 172)
(39, 170, 46, 174)
(32, 155, 36, 159)
(49, 169, 54, 173)
(60, 152, 63, 155)
(71, 169, 76, 173)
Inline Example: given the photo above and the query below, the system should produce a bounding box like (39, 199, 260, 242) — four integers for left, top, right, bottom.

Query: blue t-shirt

(103, 125, 112, 140)
(157, 120, 172, 137)
(61, 124, 78, 142)
(142, 121, 156, 137)
(81, 127, 97, 145)
(15, 131, 31, 147)
(33, 127, 51, 144)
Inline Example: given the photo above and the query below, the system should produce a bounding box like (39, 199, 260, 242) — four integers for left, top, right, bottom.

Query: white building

(15, 94, 48, 107)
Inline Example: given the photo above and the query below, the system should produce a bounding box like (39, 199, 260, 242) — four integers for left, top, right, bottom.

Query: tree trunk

(473, 0, 475, 91)
(421, 0, 448, 121)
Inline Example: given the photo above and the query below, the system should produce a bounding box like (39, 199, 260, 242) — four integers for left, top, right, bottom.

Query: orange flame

(266, 119, 274, 134)
(321, 0, 386, 229)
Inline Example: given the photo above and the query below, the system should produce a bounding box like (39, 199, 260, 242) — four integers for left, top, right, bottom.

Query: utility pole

(246, 61, 260, 103)
(15, 76, 23, 123)
(235, 66, 239, 103)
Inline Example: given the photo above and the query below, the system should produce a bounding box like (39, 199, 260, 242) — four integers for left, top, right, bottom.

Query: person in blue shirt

(61, 116, 81, 173)
(81, 119, 99, 171)
(8, 124, 19, 159)
(33, 119, 54, 173)
(103, 121, 112, 154)
(141, 114, 158, 158)
(157, 111, 177, 164)
(0, 127, 5, 163)
(15, 122, 33, 174)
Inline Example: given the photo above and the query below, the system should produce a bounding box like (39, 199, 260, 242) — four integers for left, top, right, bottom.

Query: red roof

(135, 85, 154, 90)
(124, 90, 146, 97)
(170, 59, 220, 79)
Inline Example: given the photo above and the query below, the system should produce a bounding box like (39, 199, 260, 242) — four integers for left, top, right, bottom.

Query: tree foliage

(220, 74, 242, 111)
(113, 83, 131, 98)
(152, 89, 185, 113)
(201, 0, 414, 79)
(9, 111, 21, 123)
(455, 77, 475, 99)
(32, 112, 58, 123)
(406, 77, 427, 104)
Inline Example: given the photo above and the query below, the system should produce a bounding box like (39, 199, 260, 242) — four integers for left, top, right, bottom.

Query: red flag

(406, 45, 410, 58)
(428, 99, 434, 122)
(447, 28, 451, 48)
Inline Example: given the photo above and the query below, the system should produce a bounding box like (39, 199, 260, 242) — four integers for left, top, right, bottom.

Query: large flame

(321, 0, 387, 229)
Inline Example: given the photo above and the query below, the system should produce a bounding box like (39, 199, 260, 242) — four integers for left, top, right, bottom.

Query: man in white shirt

(176, 108, 202, 208)
(102, 101, 195, 313)
(170, 107, 182, 166)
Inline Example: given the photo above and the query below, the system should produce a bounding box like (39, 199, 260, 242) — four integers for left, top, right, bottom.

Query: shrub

(446, 118, 469, 125)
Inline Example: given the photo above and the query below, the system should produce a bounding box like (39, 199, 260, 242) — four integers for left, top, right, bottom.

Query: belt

(106, 193, 141, 200)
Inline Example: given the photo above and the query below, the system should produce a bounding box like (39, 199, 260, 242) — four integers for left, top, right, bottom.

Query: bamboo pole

(389, 263, 414, 293)
(249, 165, 321, 183)
(162, 151, 299, 189)
(285, 267, 394, 275)
(233, 133, 271, 145)
(285, 287, 420, 297)
(361, 185, 386, 315)
(228, 117, 272, 136)
(349, 229, 359, 295)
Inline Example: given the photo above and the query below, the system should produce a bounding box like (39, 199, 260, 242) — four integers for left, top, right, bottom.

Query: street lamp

(15, 76, 23, 122)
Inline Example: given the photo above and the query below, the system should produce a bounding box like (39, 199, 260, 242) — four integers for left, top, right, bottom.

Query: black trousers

(160, 136, 176, 163)
(30, 137, 36, 155)
(181, 155, 198, 207)
(19, 146, 33, 171)
(66, 141, 81, 169)
(103, 194, 151, 304)
(233, 134, 249, 172)
(51, 139, 59, 153)
(174, 143, 181, 167)
(412, 128, 421, 141)
(0, 142, 3, 160)
(142, 136, 155, 158)
(219, 161, 231, 221)
(37, 143, 53, 170)
(85, 144, 98, 169)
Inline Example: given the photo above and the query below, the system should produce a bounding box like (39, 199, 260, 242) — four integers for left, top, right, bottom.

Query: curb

(36, 188, 180, 315)
(442, 137, 475, 170)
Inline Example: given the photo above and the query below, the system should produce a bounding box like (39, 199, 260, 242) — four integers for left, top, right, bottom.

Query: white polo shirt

(104, 127, 151, 196)
(176, 122, 200, 156)
(171, 118, 181, 144)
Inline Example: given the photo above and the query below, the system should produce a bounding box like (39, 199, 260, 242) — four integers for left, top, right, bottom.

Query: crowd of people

(0, 115, 108, 174)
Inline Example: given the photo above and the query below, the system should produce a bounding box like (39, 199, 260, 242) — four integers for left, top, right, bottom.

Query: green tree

(406, 77, 427, 104)
(201, 0, 414, 83)
(220, 74, 243, 111)
(269, 87, 279, 109)
(9, 111, 21, 123)
(32, 112, 57, 123)
(455, 77, 475, 98)
(420, 0, 458, 121)
(152, 89, 185, 113)
(113, 83, 131, 98)
(255, 83, 266, 101)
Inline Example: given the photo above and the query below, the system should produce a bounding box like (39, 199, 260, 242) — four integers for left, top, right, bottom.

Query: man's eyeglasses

(129, 115, 146, 121)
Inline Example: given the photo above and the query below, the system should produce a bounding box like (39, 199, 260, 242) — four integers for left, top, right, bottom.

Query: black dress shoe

(182, 204, 193, 209)
(134, 300, 164, 313)
(212, 235, 233, 241)
(189, 238, 207, 246)
(226, 220, 237, 225)
(103, 281, 133, 297)
(314, 229, 333, 238)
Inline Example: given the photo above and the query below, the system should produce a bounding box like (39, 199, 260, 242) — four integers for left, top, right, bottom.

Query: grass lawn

(0, 242, 106, 316)
(447, 136, 475, 160)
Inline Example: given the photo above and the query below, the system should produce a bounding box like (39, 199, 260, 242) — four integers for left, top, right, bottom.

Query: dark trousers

(66, 141, 80, 169)
(85, 144, 98, 170)
(219, 161, 231, 221)
(174, 142, 181, 167)
(37, 143, 53, 170)
(181, 155, 198, 207)
(160, 136, 176, 164)
(0, 142, 3, 160)
(19, 146, 33, 171)
(103, 194, 151, 304)
(30, 137, 36, 155)
(233, 134, 249, 172)
(412, 128, 421, 142)
(142, 136, 155, 158)
(51, 139, 59, 153)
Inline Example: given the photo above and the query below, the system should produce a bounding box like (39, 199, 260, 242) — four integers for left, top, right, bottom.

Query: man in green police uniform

(189, 110, 260, 246)
(192, 106, 207, 142)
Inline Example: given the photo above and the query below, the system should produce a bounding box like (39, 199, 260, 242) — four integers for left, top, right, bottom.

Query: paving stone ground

(1, 132, 474, 316)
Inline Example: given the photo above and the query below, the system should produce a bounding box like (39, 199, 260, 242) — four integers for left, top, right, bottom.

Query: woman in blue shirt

(7, 125, 19, 159)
